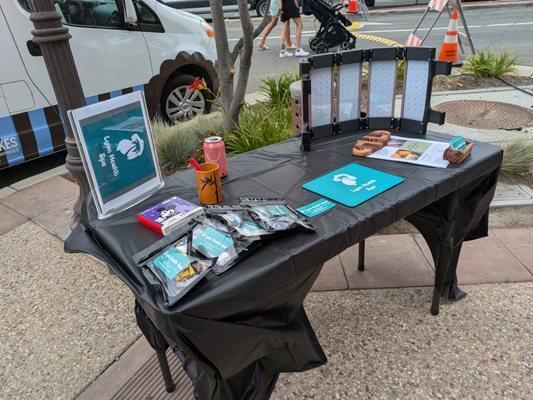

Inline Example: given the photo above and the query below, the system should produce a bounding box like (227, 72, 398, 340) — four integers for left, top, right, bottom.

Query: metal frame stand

(407, 0, 475, 56)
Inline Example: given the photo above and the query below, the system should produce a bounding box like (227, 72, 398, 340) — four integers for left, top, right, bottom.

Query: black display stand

(300, 47, 452, 151)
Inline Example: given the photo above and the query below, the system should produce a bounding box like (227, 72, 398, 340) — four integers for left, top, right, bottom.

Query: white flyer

(367, 135, 450, 168)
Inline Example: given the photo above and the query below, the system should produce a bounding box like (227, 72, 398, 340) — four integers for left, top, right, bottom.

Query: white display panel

(310, 68, 333, 127)
(337, 63, 362, 123)
(402, 60, 430, 121)
(367, 60, 397, 118)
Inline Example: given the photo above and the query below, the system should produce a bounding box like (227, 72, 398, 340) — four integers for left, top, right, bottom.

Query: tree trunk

(209, 0, 271, 131)
(229, 0, 254, 123)
(209, 0, 233, 129)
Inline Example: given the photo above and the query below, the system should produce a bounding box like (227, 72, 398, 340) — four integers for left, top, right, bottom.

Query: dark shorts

(281, 0, 300, 22)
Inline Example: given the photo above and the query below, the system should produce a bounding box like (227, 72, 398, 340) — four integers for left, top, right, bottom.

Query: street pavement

(223, 4, 533, 92)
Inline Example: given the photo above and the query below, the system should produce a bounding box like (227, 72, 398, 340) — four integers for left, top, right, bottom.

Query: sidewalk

(0, 172, 531, 399)
(73, 229, 533, 399)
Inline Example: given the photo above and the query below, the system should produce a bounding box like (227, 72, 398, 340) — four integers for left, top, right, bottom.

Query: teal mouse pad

(302, 163, 404, 207)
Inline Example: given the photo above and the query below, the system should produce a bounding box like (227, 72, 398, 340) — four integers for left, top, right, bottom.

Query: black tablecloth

(66, 130, 502, 399)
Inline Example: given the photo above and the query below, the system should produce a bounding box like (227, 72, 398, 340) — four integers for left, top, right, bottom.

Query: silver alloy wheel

(165, 85, 205, 122)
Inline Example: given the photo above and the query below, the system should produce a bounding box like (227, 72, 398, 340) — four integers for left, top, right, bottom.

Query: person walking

(258, 0, 294, 51)
(279, 0, 309, 58)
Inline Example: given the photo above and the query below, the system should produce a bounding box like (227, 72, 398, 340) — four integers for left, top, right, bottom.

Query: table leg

(429, 220, 458, 316)
(156, 348, 176, 393)
(358, 240, 365, 271)
(134, 301, 176, 393)
(430, 288, 441, 316)
(431, 239, 467, 315)
(407, 190, 467, 316)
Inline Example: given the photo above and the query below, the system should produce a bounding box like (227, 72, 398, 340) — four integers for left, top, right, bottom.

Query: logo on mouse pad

(333, 173, 357, 186)
(117, 134, 144, 160)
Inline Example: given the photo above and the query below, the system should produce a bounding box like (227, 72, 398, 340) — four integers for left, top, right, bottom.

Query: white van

(0, 0, 218, 170)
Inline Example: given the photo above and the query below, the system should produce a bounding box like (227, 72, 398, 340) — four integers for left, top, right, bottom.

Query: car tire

(161, 74, 210, 123)
(256, 0, 267, 17)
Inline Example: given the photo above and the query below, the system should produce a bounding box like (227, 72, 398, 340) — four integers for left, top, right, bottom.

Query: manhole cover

(433, 100, 533, 130)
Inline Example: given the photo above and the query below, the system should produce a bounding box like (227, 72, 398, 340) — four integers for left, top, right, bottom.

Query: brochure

(367, 135, 450, 168)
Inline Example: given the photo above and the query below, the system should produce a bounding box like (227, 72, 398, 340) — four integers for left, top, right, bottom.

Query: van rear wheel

(161, 74, 207, 123)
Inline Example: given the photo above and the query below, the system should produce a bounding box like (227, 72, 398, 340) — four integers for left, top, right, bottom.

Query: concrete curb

(432, 84, 533, 95)
(491, 185, 533, 207)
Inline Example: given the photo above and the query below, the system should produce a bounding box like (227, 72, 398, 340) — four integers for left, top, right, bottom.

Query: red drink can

(203, 136, 228, 177)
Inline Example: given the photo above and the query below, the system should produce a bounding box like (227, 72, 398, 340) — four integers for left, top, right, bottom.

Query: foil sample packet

(190, 216, 259, 274)
(205, 205, 271, 239)
(238, 197, 314, 233)
(133, 225, 211, 307)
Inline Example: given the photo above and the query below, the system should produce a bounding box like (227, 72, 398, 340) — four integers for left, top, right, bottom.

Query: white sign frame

(68, 91, 163, 219)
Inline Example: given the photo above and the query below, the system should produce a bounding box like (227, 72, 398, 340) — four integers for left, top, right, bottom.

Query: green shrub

(464, 50, 517, 78)
(259, 72, 300, 108)
(361, 65, 369, 87)
(501, 140, 533, 176)
(223, 103, 292, 156)
(396, 60, 406, 85)
(152, 113, 223, 174)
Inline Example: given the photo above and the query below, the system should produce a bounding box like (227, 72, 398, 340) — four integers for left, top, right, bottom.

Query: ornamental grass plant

(259, 73, 300, 108)
(222, 102, 292, 156)
(501, 139, 533, 176)
(152, 114, 223, 174)
(464, 50, 518, 78)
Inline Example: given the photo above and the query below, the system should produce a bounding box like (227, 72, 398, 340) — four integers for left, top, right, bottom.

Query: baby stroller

(302, 0, 356, 54)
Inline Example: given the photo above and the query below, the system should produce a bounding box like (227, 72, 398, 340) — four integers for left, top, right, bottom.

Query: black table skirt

(66, 130, 502, 399)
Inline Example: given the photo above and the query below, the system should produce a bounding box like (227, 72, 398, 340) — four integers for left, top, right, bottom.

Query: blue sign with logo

(80, 105, 156, 202)
(302, 163, 404, 207)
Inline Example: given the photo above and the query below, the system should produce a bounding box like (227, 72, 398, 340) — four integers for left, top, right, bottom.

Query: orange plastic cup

(195, 162, 222, 205)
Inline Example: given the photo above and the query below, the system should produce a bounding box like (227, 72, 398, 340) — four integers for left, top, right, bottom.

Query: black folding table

(66, 129, 502, 400)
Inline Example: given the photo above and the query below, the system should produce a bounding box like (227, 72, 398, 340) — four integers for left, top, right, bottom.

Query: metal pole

(411, 7, 430, 36)
(420, 7, 445, 43)
(28, 0, 89, 226)
(454, 0, 476, 54)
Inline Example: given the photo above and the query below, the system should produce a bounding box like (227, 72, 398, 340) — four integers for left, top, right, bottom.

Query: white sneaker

(279, 50, 293, 58)
(295, 48, 309, 57)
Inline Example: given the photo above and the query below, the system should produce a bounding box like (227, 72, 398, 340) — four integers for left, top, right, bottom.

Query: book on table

(137, 196, 204, 235)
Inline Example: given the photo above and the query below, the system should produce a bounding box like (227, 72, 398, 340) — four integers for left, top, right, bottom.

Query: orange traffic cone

(438, 10, 459, 63)
(347, 0, 359, 14)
